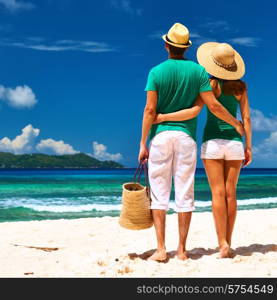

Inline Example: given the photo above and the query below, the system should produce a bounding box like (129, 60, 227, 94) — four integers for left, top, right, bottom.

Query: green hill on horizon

(0, 152, 124, 169)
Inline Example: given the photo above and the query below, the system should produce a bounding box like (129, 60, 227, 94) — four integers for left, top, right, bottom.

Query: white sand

(0, 209, 276, 277)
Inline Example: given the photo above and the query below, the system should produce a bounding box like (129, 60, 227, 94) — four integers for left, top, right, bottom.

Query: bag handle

(133, 162, 143, 183)
(142, 162, 149, 187)
(133, 161, 149, 187)
(133, 161, 153, 199)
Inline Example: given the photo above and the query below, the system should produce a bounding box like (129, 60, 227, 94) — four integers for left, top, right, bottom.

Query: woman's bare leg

(223, 160, 242, 248)
(203, 159, 229, 258)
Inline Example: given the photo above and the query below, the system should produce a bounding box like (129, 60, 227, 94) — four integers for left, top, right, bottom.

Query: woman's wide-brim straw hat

(197, 42, 245, 80)
(162, 22, 192, 48)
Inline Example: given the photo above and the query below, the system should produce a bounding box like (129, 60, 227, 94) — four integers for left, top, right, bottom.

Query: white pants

(148, 131, 197, 212)
(201, 139, 245, 160)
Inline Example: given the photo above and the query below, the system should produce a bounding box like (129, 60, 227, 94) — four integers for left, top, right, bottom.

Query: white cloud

(0, 126, 123, 161)
(200, 20, 231, 33)
(264, 132, 277, 150)
(193, 37, 217, 46)
(249, 109, 277, 162)
(253, 131, 277, 159)
(251, 108, 277, 131)
(0, 85, 37, 108)
(92, 141, 122, 161)
(0, 38, 115, 53)
(0, 0, 34, 12)
(189, 32, 201, 38)
(0, 124, 39, 154)
(111, 0, 142, 16)
(0, 125, 79, 156)
(183, 30, 215, 46)
(36, 139, 79, 155)
(228, 37, 261, 47)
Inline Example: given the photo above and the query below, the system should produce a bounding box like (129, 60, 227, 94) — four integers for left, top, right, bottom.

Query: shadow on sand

(234, 243, 277, 256)
(128, 244, 277, 263)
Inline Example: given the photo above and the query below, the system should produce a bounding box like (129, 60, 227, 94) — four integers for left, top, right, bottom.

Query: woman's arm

(239, 89, 252, 166)
(153, 96, 204, 124)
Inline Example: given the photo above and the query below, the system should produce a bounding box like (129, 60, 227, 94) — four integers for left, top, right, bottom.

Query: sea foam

(10, 197, 277, 213)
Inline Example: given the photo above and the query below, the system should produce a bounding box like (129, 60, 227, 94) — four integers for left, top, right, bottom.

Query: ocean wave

(7, 197, 277, 213)
(196, 197, 277, 208)
(21, 203, 122, 212)
(0, 196, 122, 208)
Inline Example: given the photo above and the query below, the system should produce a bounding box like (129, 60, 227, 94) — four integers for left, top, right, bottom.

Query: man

(138, 23, 244, 262)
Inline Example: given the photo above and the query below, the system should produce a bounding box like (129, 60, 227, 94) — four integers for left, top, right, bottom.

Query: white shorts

(148, 131, 197, 212)
(201, 139, 245, 160)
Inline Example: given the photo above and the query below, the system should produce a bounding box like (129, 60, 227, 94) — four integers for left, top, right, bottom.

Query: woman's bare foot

(147, 249, 167, 262)
(228, 248, 236, 258)
(176, 251, 189, 260)
(217, 244, 230, 259)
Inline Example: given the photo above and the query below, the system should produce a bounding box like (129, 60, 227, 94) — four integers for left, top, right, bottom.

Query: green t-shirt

(202, 80, 243, 143)
(145, 58, 212, 141)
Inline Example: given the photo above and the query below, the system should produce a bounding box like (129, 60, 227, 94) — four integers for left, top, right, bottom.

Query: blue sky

(0, 0, 276, 167)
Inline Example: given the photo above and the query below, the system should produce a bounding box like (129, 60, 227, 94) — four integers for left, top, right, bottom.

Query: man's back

(145, 58, 211, 141)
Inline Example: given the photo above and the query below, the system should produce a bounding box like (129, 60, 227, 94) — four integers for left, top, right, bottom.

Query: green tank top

(202, 80, 243, 143)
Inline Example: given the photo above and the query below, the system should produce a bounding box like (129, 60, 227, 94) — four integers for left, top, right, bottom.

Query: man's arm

(153, 96, 204, 123)
(138, 91, 158, 162)
(200, 91, 245, 136)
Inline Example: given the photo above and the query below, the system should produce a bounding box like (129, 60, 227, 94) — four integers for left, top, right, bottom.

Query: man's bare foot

(217, 244, 230, 259)
(176, 251, 189, 260)
(147, 249, 167, 262)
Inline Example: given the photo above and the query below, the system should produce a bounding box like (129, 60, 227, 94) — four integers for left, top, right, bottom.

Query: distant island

(0, 152, 123, 169)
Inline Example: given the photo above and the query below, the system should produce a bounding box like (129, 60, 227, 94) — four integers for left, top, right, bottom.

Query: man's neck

(168, 54, 185, 60)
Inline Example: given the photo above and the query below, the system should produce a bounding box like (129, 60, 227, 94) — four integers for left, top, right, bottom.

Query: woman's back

(203, 79, 244, 143)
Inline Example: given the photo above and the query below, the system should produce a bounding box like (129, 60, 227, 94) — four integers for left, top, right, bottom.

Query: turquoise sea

(0, 168, 276, 222)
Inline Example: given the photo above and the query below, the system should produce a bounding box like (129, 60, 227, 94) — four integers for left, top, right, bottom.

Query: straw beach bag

(119, 163, 153, 230)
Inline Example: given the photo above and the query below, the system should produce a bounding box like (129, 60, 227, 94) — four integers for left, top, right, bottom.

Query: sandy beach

(0, 208, 276, 278)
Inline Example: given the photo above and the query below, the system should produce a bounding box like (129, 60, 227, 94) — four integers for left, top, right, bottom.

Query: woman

(153, 42, 252, 258)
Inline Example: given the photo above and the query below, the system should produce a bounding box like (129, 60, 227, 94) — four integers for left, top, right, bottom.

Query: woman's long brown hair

(223, 80, 247, 96)
(212, 77, 247, 96)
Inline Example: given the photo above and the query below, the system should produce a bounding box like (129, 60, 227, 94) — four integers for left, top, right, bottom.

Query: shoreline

(1, 205, 277, 224)
(0, 208, 276, 277)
